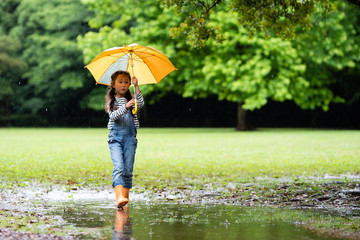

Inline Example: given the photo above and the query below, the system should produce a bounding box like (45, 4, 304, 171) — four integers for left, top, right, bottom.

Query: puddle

(0, 186, 352, 239)
(46, 200, 341, 240)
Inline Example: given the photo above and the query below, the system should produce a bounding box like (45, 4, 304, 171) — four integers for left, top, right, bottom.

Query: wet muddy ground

(0, 189, 342, 240)
(1, 179, 360, 239)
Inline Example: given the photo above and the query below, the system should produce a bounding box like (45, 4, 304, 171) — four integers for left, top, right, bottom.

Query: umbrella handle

(132, 100, 138, 114)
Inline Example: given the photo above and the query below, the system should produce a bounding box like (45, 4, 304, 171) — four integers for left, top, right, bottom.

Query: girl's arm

(107, 100, 128, 121)
(136, 92, 144, 109)
(134, 83, 141, 95)
(132, 76, 141, 95)
(132, 76, 144, 109)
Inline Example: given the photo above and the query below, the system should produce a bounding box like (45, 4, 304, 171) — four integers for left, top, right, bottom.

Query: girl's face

(112, 74, 130, 97)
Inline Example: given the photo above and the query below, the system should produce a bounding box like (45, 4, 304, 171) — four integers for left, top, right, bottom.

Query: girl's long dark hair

(105, 70, 133, 112)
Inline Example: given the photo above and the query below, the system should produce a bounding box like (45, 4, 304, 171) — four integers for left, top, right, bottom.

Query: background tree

(293, 1, 360, 109)
(181, 11, 307, 130)
(0, 36, 28, 119)
(8, 0, 92, 125)
(184, 1, 360, 130)
(0, 0, 27, 122)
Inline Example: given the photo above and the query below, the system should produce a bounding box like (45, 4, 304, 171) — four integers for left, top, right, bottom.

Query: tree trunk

(3, 96, 11, 117)
(236, 102, 249, 131)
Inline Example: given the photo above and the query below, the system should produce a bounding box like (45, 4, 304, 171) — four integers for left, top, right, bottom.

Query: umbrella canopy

(85, 43, 177, 86)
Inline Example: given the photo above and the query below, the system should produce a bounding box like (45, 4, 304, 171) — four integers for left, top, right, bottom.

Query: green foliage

(6, 0, 92, 118)
(292, 1, 360, 111)
(0, 36, 27, 76)
(80, 86, 108, 111)
(161, 0, 335, 48)
(0, 35, 27, 116)
(182, 2, 360, 112)
(166, 2, 223, 48)
(0, 0, 21, 34)
(0, 0, 26, 117)
(14, 0, 89, 38)
(22, 35, 84, 90)
(181, 11, 308, 110)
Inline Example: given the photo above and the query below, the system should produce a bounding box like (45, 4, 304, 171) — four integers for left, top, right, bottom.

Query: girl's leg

(109, 141, 124, 188)
(122, 135, 137, 200)
(109, 140, 128, 208)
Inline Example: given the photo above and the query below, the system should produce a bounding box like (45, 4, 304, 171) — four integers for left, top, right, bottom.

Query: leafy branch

(161, 0, 336, 48)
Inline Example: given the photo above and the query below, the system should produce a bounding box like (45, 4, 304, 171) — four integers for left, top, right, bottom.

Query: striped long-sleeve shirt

(107, 92, 144, 130)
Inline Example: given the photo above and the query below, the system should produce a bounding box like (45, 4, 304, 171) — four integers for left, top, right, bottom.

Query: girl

(105, 70, 144, 209)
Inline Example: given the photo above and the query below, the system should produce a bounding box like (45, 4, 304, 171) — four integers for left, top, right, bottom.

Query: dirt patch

(0, 228, 78, 240)
(146, 180, 360, 210)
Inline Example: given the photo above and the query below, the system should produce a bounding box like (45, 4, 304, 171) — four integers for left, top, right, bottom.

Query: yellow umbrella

(85, 43, 177, 113)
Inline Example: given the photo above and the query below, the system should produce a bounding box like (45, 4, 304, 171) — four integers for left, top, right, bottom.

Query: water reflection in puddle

(48, 200, 340, 240)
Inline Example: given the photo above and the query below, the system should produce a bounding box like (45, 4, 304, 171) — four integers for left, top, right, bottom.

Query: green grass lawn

(0, 128, 359, 188)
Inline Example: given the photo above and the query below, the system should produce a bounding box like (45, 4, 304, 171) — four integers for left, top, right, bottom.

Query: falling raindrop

(46, 108, 48, 112)
(189, 108, 191, 111)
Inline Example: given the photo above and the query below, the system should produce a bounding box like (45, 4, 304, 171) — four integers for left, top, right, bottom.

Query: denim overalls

(108, 110, 138, 188)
